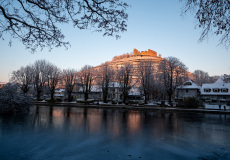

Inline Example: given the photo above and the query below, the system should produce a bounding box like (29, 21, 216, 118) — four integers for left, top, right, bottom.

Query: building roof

(200, 75, 230, 95)
(77, 85, 102, 92)
(177, 80, 200, 90)
(55, 89, 65, 93)
(108, 82, 120, 88)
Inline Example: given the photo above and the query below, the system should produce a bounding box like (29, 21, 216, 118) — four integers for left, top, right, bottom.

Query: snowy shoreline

(34, 102, 230, 114)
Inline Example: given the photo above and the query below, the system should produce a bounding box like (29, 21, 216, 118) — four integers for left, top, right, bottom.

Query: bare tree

(193, 69, 210, 85)
(181, 0, 230, 48)
(116, 63, 133, 104)
(46, 64, 61, 101)
(78, 65, 94, 101)
(0, 0, 129, 52)
(10, 65, 33, 94)
(137, 60, 155, 104)
(97, 63, 114, 103)
(158, 57, 188, 104)
(62, 69, 77, 102)
(32, 59, 50, 100)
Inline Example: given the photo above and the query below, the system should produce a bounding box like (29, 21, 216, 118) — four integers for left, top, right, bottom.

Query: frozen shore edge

(34, 102, 230, 114)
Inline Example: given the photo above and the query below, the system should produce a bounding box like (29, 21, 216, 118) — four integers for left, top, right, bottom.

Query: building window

(184, 82, 192, 86)
(221, 88, 228, 93)
(213, 88, 220, 92)
(204, 88, 211, 92)
(186, 89, 188, 93)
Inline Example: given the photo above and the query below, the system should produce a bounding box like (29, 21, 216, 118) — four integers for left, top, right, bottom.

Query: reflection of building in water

(69, 108, 103, 134)
(87, 109, 102, 133)
(106, 110, 125, 139)
(148, 113, 181, 138)
(52, 108, 65, 129)
(127, 111, 141, 134)
(69, 108, 85, 130)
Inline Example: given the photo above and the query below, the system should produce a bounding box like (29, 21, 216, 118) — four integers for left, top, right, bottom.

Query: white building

(176, 80, 201, 100)
(177, 75, 230, 103)
(200, 75, 230, 103)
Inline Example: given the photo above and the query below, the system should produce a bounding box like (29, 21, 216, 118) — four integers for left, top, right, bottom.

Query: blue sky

(0, 0, 229, 82)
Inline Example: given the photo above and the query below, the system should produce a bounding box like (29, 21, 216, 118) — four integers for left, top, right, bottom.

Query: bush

(0, 83, 32, 114)
(177, 97, 204, 108)
(226, 100, 230, 106)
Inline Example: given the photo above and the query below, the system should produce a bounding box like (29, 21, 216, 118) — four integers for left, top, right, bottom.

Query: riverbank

(34, 102, 230, 114)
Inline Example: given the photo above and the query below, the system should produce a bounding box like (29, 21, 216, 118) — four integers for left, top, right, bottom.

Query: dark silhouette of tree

(32, 60, 50, 100)
(0, 0, 129, 52)
(181, 0, 230, 48)
(158, 57, 188, 104)
(117, 63, 133, 104)
(78, 65, 94, 101)
(46, 64, 61, 101)
(193, 69, 210, 85)
(62, 69, 76, 102)
(97, 63, 114, 103)
(137, 60, 155, 104)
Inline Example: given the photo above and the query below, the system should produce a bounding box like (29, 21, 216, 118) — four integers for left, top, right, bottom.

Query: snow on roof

(200, 75, 230, 95)
(55, 89, 65, 93)
(177, 80, 200, 89)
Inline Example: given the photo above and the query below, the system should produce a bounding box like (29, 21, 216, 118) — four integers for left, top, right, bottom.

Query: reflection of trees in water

(31, 105, 53, 130)
(1, 106, 230, 145)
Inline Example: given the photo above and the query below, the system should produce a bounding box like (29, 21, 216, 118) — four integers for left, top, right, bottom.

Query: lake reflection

(0, 105, 230, 160)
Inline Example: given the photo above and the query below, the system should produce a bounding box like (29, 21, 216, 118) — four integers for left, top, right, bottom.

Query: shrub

(0, 83, 32, 114)
(177, 97, 204, 108)
(226, 100, 230, 106)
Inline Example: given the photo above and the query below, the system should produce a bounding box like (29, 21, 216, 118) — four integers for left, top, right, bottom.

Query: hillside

(95, 48, 163, 69)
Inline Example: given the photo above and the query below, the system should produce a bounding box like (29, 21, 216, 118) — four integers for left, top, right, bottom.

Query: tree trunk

(68, 92, 72, 102)
(37, 91, 41, 101)
(84, 92, 88, 101)
(144, 89, 148, 104)
(168, 92, 172, 104)
(103, 87, 108, 103)
(50, 90, 54, 101)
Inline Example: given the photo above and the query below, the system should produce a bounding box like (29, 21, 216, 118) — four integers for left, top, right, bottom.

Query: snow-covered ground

(205, 104, 230, 110)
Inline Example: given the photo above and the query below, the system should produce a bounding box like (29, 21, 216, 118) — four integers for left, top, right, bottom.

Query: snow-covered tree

(181, 0, 230, 48)
(0, 83, 32, 114)
(0, 0, 129, 52)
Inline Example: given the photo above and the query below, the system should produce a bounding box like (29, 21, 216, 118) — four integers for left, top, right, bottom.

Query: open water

(0, 105, 230, 160)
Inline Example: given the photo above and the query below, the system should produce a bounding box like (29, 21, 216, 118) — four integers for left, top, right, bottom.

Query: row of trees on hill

(10, 57, 216, 104)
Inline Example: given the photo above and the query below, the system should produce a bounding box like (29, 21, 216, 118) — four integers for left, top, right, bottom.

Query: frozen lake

(0, 105, 230, 160)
